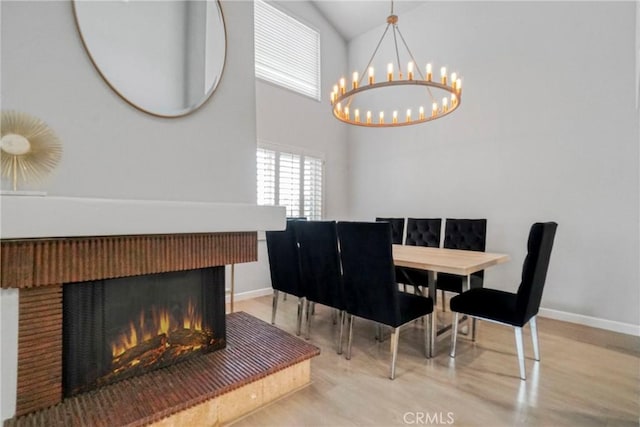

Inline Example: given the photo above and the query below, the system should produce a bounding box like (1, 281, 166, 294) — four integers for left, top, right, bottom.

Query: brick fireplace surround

(1, 197, 318, 426)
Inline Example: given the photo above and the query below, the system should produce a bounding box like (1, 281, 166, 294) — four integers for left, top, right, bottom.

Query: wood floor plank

(228, 295, 640, 427)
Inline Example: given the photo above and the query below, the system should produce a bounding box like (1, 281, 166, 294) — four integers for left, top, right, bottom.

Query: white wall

(0, 1, 256, 203)
(347, 2, 639, 328)
(0, 0, 257, 420)
(234, 0, 349, 295)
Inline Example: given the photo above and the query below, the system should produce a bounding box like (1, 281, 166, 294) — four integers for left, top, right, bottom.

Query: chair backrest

(443, 218, 487, 251)
(337, 222, 399, 326)
(405, 218, 442, 247)
(375, 217, 405, 245)
(265, 219, 305, 297)
(294, 221, 344, 310)
(516, 222, 558, 323)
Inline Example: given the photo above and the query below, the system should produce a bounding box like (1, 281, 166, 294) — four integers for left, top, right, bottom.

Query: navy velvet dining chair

(375, 217, 405, 245)
(397, 218, 442, 295)
(265, 218, 306, 335)
(449, 222, 558, 380)
(294, 220, 346, 353)
(337, 221, 433, 379)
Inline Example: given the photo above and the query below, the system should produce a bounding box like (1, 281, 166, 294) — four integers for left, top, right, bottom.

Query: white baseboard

(226, 287, 273, 304)
(539, 307, 640, 337)
(224, 290, 640, 337)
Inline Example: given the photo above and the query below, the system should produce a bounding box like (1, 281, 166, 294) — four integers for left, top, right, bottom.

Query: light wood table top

(392, 244, 510, 357)
(393, 245, 509, 276)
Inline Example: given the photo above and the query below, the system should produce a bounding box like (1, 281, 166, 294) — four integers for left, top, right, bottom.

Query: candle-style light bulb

(339, 77, 346, 94)
(419, 106, 425, 120)
(368, 67, 375, 84)
(407, 62, 414, 80)
(456, 78, 462, 93)
(366, 110, 372, 124)
(426, 63, 433, 81)
(352, 71, 359, 89)
(432, 102, 438, 117)
(355, 109, 360, 123)
(442, 97, 448, 112)
(337, 102, 342, 113)
(406, 109, 412, 122)
(451, 93, 457, 107)
(451, 72, 457, 89)
(387, 63, 393, 81)
(392, 110, 398, 124)
(344, 106, 350, 120)
(441, 67, 447, 85)
(379, 111, 385, 124)
(330, 91, 336, 104)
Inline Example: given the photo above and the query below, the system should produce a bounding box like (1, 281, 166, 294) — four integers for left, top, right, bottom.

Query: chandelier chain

(357, 23, 391, 87)
(394, 25, 435, 101)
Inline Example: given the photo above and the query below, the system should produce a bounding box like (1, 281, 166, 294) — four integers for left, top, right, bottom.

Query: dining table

(392, 244, 510, 356)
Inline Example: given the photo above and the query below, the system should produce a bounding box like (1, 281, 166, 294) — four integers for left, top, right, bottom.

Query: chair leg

(441, 290, 446, 312)
(337, 311, 345, 354)
(450, 312, 459, 357)
(390, 327, 400, 380)
(271, 290, 279, 325)
(424, 313, 432, 358)
(296, 297, 304, 336)
(430, 306, 437, 357)
(305, 301, 313, 340)
(471, 318, 477, 342)
(346, 315, 354, 360)
(530, 316, 540, 361)
(514, 327, 526, 380)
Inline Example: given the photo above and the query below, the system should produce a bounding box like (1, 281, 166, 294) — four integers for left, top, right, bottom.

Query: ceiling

(311, 1, 427, 41)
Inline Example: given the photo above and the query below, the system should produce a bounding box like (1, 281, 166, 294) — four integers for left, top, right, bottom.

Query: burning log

(97, 328, 217, 388)
(111, 333, 168, 370)
(168, 329, 214, 348)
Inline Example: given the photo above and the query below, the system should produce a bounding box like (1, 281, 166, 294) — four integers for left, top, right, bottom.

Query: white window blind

(257, 147, 324, 220)
(254, 0, 321, 101)
(256, 148, 276, 206)
(303, 157, 323, 220)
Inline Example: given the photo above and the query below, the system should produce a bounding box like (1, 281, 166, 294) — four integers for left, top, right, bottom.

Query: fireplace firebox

(62, 267, 225, 397)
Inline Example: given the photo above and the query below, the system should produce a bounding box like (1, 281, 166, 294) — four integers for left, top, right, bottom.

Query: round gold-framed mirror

(72, 0, 227, 118)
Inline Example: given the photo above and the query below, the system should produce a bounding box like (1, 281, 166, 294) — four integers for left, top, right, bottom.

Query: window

(257, 146, 324, 220)
(254, 0, 321, 100)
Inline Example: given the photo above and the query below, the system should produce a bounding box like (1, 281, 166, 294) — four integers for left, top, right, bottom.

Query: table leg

(428, 271, 436, 357)
(462, 274, 470, 292)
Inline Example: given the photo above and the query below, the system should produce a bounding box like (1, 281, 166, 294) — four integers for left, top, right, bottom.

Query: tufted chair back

(443, 219, 487, 251)
(438, 219, 487, 292)
(375, 218, 405, 245)
(405, 218, 442, 247)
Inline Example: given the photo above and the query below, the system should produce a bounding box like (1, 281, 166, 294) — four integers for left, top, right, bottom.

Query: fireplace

(1, 195, 294, 423)
(1, 231, 260, 416)
(62, 267, 226, 397)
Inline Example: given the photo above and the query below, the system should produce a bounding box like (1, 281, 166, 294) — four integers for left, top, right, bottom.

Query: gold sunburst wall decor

(1, 111, 63, 192)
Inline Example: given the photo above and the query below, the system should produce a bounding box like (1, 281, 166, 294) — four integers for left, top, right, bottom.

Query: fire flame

(111, 299, 203, 358)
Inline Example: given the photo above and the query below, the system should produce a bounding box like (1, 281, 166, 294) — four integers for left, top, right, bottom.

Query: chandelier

(330, 1, 462, 128)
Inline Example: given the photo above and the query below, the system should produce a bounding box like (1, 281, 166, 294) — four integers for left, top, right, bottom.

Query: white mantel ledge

(0, 195, 286, 239)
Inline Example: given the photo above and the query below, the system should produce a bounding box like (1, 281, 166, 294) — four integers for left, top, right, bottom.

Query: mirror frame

(72, 0, 227, 118)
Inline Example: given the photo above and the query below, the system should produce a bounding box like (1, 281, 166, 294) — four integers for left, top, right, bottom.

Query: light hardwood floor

(229, 295, 639, 427)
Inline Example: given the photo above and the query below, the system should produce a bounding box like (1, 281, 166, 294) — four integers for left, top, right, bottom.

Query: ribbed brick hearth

(5, 312, 320, 427)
